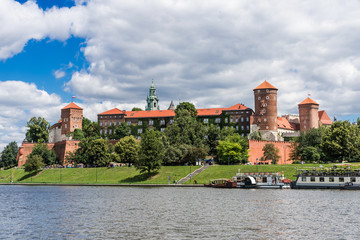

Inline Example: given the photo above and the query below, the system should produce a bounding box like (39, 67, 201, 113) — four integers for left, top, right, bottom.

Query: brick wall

(248, 140, 293, 165)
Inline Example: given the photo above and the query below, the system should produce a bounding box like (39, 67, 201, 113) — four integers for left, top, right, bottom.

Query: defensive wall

(248, 140, 293, 165)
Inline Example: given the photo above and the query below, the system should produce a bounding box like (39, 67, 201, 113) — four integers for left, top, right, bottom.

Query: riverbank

(1, 163, 359, 185)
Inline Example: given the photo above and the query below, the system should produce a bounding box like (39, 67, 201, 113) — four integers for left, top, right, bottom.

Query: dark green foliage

(301, 146, 321, 162)
(26, 117, 50, 143)
(24, 155, 44, 172)
(114, 135, 139, 164)
(136, 130, 165, 174)
(181, 146, 208, 165)
(248, 131, 262, 140)
(114, 122, 131, 139)
(217, 134, 249, 164)
(67, 128, 85, 140)
(82, 117, 101, 138)
(28, 143, 56, 166)
(322, 121, 360, 162)
(175, 102, 198, 117)
(0, 141, 18, 168)
(132, 107, 143, 111)
(73, 138, 111, 166)
(262, 143, 280, 164)
(162, 145, 183, 165)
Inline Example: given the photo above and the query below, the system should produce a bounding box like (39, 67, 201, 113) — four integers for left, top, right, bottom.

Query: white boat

(233, 171, 290, 189)
(290, 166, 360, 190)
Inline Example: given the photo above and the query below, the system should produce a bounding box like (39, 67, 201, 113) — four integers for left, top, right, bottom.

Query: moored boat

(290, 166, 360, 190)
(204, 179, 237, 188)
(233, 171, 290, 189)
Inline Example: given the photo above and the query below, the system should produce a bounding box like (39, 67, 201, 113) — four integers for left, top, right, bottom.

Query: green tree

(113, 122, 131, 140)
(0, 141, 18, 168)
(82, 117, 101, 138)
(24, 155, 44, 172)
(217, 134, 249, 164)
(322, 121, 360, 162)
(262, 143, 280, 164)
(162, 145, 183, 166)
(132, 107, 143, 111)
(175, 102, 198, 118)
(26, 117, 50, 143)
(205, 124, 221, 156)
(302, 146, 321, 162)
(114, 136, 139, 165)
(67, 128, 85, 140)
(75, 138, 111, 166)
(28, 143, 56, 166)
(136, 130, 165, 174)
(181, 146, 208, 165)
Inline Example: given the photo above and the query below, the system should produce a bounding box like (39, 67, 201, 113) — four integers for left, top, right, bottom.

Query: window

(137, 136, 141, 140)
(339, 177, 344, 182)
(75, 124, 78, 128)
(138, 128, 143, 134)
(241, 133, 244, 137)
(263, 109, 266, 114)
(230, 118, 233, 123)
(351, 177, 356, 182)
(204, 119, 209, 123)
(258, 97, 261, 100)
(246, 126, 249, 130)
(170, 119, 174, 124)
(320, 177, 324, 182)
(109, 129, 112, 134)
(266, 96, 269, 100)
(114, 122, 117, 126)
(100, 122, 103, 127)
(264, 118, 267, 122)
(149, 120, 154, 126)
(160, 120, 165, 125)
(266, 89, 269, 93)
(311, 177, 315, 182)
(138, 121, 142, 126)
(241, 117, 244, 122)
(215, 118, 221, 123)
(236, 126, 239, 130)
(246, 117, 249, 122)
(65, 124, 67, 129)
(105, 129, 107, 134)
(264, 103, 267, 107)
(302, 177, 306, 182)
(100, 130, 103, 135)
(329, 177, 334, 182)
(105, 121, 108, 126)
(225, 118, 228, 123)
(241, 126, 244, 130)
(127, 121, 131, 126)
(161, 128, 165, 132)
(236, 118, 239, 123)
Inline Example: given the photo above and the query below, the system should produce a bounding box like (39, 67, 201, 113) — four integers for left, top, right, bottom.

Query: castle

(16, 81, 332, 166)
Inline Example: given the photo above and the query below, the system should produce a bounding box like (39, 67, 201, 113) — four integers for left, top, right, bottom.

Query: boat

(204, 179, 237, 188)
(233, 171, 290, 189)
(290, 166, 360, 190)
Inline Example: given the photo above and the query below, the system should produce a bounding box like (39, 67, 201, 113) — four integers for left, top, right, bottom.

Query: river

(0, 185, 359, 239)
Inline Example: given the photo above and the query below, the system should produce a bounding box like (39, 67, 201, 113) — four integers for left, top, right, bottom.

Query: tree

(0, 141, 18, 168)
(248, 131, 262, 140)
(322, 121, 360, 162)
(82, 117, 101, 138)
(136, 130, 165, 174)
(26, 117, 50, 143)
(217, 134, 249, 164)
(75, 138, 111, 166)
(28, 143, 56, 166)
(67, 128, 85, 140)
(114, 136, 139, 165)
(302, 146, 321, 162)
(262, 143, 280, 164)
(181, 146, 208, 165)
(175, 102, 198, 118)
(113, 122, 131, 140)
(132, 107, 143, 111)
(24, 155, 44, 172)
(162, 145, 183, 166)
(205, 124, 221, 156)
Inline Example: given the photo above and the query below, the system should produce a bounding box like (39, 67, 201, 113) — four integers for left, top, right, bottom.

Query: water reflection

(0, 186, 359, 239)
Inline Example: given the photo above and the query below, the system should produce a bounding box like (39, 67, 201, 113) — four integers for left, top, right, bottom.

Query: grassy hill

(1, 163, 360, 185)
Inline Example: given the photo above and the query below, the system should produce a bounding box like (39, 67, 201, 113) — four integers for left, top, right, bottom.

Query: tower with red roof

(298, 97, 319, 131)
(251, 81, 279, 140)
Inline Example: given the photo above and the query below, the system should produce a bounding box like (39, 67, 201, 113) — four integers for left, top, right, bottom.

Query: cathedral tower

(298, 97, 319, 131)
(145, 81, 160, 110)
(251, 81, 278, 141)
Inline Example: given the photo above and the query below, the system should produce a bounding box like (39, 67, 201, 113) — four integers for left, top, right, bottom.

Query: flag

(72, 96, 76, 99)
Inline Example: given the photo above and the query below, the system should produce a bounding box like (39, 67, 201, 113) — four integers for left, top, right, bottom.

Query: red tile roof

(197, 108, 224, 116)
(62, 102, 83, 110)
(277, 117, 295, 130)
(318, 110, 332, 125)
(224, 103, 251, 111)
(125, 110, 175, 119)
(98, 108, 126, 115)
(298, 97, 319, 105)
(254, 81, 278, 90)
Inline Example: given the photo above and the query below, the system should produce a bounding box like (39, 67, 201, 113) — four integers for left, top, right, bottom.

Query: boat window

(302, 177, 306, 182)
(329, 177, 334, 182)
(310, 177, 315, 182)
(319, 177, 324, 182)
(351, 177, 356, 182)
(263, 177, 267, 183)
(339, 177, 344, 182)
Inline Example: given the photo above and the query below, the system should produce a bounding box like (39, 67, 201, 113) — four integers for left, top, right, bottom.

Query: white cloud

(54, 69, 66, 79)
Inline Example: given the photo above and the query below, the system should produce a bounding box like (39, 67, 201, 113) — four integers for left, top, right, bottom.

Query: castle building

(145, 81, 160, 110)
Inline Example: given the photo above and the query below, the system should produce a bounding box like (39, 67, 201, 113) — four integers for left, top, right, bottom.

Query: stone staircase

(177, 164, 210, 184)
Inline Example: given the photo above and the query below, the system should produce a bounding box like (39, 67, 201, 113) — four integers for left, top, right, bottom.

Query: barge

(233, 171, 290, 189)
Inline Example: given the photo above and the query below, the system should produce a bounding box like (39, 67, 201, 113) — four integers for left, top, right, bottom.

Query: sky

(1, 0, 360, 149)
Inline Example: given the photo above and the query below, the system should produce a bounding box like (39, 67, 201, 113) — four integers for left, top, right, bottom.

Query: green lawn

(189, 163, 360, 184)
(0, 166, 201, 184)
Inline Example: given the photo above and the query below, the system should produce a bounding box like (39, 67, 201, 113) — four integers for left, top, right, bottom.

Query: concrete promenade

(0, 183, 204, 187)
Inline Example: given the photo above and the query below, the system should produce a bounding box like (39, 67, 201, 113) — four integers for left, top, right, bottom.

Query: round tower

(253, 81, 278, 140)
(298, 97, 319, 131)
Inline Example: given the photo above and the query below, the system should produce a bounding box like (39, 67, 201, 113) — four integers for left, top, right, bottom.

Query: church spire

(145, 81, 160, 110)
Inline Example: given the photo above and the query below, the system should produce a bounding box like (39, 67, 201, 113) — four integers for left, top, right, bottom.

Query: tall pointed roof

(298, 97, 319, 105)
(254, 80, 278, 90)
(168, 100, 175, 110)
(62, 102, 82, 110)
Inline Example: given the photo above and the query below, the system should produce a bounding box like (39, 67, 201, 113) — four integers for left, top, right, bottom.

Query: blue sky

(1, 0, 360, 149)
